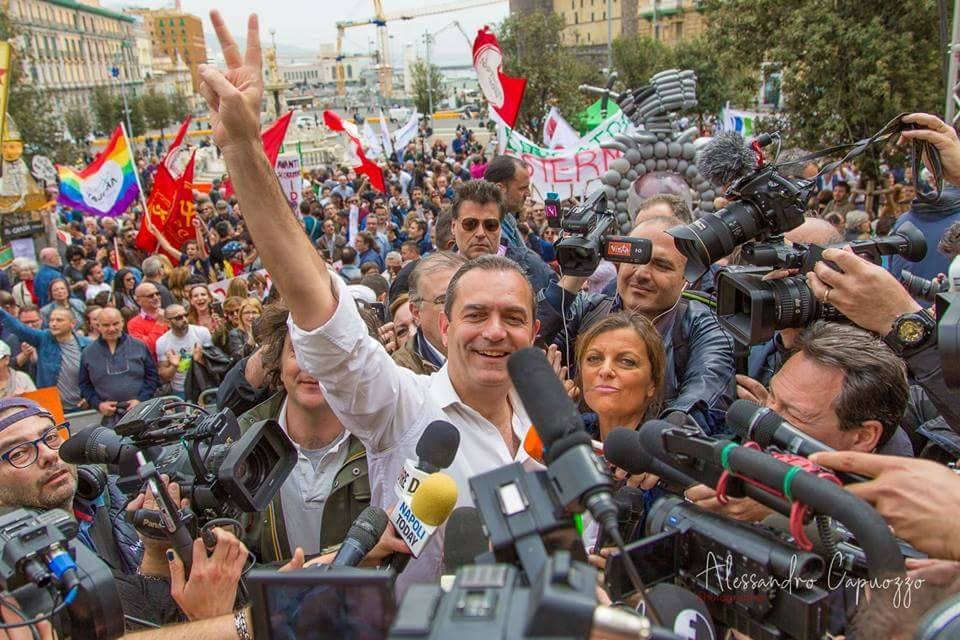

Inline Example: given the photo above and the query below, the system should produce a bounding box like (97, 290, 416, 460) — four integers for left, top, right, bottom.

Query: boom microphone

(330, 505, 389, 568)
(698, 131, 757, 189)
(603, 427, 698, 491)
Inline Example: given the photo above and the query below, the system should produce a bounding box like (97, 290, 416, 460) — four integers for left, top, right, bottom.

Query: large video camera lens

(717, 267, 845, 344)
(901, 270, 947, 303)
(668, 200, 765, 282)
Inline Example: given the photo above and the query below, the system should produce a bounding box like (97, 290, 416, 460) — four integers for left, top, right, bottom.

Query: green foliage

(141, 88, 171, 135)
(497, 11, 600, 137)
(91, 87, 120, 136)
(410, 61, 445, 116)
(64, 107, 91, 142)
(168, 89, 191, 123)
(701, 0, 945, 179)
(612, 35, 754, 121)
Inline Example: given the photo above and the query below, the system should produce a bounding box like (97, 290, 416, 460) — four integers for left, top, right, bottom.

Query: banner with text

(275, 154, 302, 215)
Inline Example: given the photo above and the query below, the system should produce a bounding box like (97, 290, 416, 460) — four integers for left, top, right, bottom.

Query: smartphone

(604, 530, 679, 600)
(211, 301, 223, 315)
(370, 302, 387, 324)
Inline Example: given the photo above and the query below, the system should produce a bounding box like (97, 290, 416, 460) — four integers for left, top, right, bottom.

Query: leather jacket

(537, 282, 736, 434)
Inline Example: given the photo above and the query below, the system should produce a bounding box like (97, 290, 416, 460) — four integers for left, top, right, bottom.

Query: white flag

(362, 121, 383, 158)
(393, 111, 422, 154)
(542, 107, 581, 150)
(378, 110, 395, 160)
(347, 204, 360, 249)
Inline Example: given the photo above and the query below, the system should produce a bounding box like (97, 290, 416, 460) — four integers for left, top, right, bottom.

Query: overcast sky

(122, 0, 510, 65)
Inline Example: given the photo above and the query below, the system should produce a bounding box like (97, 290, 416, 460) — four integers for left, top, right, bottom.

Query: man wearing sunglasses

(0, 398, 142, 575)
(450, 180, 557, 293)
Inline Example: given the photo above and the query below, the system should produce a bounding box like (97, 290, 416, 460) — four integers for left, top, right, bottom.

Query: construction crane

(334, 0, 506, 98)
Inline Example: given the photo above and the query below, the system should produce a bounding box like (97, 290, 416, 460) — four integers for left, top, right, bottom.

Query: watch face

(898, 319, 925, 345)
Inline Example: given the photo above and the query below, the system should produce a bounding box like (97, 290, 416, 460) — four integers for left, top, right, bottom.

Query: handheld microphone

(395, 420, 460, 501)
(390, 472, 458, 559)
(726, 400, 868, 484)
(603, 427, 698, 491)
(507, 348, 620, 543)
(331, 505, 389, 567)
(641, 583, 717, 640)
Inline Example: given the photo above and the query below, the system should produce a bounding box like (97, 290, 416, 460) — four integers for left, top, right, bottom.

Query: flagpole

(120, 122, 151, 218)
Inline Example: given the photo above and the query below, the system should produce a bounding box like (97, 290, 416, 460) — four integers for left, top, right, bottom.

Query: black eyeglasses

(460, 218, 500, 233)
(138, 291, 161, 298)
(167, 314, 187, 321)
(1, 423, 71, 469)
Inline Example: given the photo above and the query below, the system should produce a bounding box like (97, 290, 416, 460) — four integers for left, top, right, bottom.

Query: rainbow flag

(57, 125, 139, 217)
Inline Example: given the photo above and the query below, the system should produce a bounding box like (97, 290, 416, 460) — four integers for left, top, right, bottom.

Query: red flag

(472, 26, 526, 128)
(160, 151, 198, 259)
(222, 111, 293, 198)
(322, 110, 385, 193)
(136, 115, 193, 254)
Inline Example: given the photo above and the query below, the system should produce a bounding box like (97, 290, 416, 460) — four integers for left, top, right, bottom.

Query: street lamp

(112, 39, 135, 154)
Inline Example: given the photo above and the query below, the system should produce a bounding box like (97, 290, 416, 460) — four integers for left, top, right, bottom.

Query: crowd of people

(3, 9, 960, 640)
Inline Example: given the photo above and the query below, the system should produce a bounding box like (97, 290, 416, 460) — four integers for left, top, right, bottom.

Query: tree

(64, 107, 91, 143)
(702, 0, 944, 179)
(497, 11, 600, 137)
(410, 61, 445, 116)
(92, 87, 120, 136)
(0, 9, 77, 163)
(141, 88, 171, 138)
(168, 89, 192, 123)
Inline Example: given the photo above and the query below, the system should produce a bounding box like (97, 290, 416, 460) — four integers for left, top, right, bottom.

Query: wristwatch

(884, 310, 937, 355)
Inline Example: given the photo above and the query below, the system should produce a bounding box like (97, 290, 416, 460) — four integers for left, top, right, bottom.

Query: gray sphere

(611, 158, 631, 174)
(619, 179, 631, 189)
(654, 142, 668, 158)
(668, 142, 682, 157)
(655, 159, 667, 171)
(685, 165, 699, 179)
(625, 149, 643, 165)
(682, 143, 696, 160)
(640, 144, 654, 159)
(602, 185, 618, 200)
(700, 201, 715, 213)
(666, 158, 678, 170)
(615, 201, 628, 213)
(676, 160, 688, 173)
(645, 159, 657, 171)
(626, 169, 638, 181)
(602, 170, 621, 186)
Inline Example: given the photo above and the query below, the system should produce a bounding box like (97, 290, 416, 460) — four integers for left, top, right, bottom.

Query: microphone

(395, 420, 460, 501)
(603, 427, 698, 491)
(640, 583, 716, 640)
(698, 131, 757, 189)
(507, 348, 621, 544)
(390, 471, 458, 560)
(442, 507, 488, 575)
(726, 400, 868, 484)
(59, 427, 138, 466)
(330, 505, 389, 567)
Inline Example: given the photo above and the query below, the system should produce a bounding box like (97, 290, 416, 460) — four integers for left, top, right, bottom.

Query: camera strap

(774, 112, 944, 204)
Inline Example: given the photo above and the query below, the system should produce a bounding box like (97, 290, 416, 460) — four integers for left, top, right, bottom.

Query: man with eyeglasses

(157, 304, 213, 399)
(331, 173, 354, 201)
(450, 180, 557, 293)
(79, 308, 159, 425)
(0, 398, 142, 574)
(127, 283, 169, 359)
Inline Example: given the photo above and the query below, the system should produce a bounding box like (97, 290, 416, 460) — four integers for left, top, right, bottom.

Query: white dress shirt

(288, 273, 536, 585)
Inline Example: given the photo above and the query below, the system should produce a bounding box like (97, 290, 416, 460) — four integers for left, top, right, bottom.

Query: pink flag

(472, 26, 526, 128)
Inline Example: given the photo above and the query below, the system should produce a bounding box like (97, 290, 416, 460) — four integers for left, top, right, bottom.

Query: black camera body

(555, 191, 651, 277)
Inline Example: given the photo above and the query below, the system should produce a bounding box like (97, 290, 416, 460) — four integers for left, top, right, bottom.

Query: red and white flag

(323, 110, 386, 193)
(472, 26, 526, 128)
(222, 110, 293, 198)
(542, 107, 581, 150)
(136, 114, 192, 254)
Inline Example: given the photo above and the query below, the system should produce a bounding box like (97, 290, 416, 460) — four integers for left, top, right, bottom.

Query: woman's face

(241, 307, 260, 328)
(190, 287, 210, 310)
(20, 268, 33, 281)
(122, 273, 136, 291)
(225, 306, 241, 328)
(580, 328, 656, 424)
(185, 242, 198, 259)
(51, 281, 68, 302)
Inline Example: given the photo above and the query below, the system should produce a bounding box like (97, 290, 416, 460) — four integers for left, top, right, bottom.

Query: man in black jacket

(538, 215, 736, 433)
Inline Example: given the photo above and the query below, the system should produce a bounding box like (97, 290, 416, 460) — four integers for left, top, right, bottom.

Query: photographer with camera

(538, 215, 735, 433)
(687, 321, 912, 521)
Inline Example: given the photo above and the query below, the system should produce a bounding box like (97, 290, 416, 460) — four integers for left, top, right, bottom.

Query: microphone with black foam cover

(59, 427, 139, 466)
(507, 348, 620, 543)
(395, 420, 460, 502)
(330, 505, 389, 567)
(640, 583, 717, 640)
(603, 427, 698, 492)
(698, 131, 757, 189)
(726, 400, 868, 484)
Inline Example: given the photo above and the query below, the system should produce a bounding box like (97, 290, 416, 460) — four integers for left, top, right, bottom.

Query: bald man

(127, 282, 168, 358)
(79, 307, 158, 425)
(34, 247, 62, 307)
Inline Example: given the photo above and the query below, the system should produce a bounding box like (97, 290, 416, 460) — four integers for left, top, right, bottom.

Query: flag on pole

(160, 151, 198, 258)
(472, 26, 526, 128)
(378, 109, 395, 160)
(542, 107, 581, 149)
(223, 110, 293, 198)
(56, 125, 139, 217)
(323, 110, 386, 193)
(136, 115, 192, 253)
(393, 111, 421, 155)
(362, 120, 383, 158)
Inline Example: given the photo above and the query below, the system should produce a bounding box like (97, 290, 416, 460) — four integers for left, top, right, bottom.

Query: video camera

(714, 222, 928, 344)
(550, 191, 652, 277)
(0, 508, 124, 639)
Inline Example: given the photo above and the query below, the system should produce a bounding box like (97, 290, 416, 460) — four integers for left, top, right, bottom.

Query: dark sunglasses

(460, 218, 500, 233)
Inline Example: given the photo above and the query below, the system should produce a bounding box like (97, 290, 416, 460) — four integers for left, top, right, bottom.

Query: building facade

(127, 6, 206, 93)
(554, 0, 707, 47)
(5, 0, 143, 113)
(279, 56, 370, 88)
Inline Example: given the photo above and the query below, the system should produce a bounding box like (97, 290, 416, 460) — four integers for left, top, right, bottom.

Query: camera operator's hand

(811, 451, 960, 561)
(684, 484, 774, 522)
(899, 113, 960, 187)
(735, 374, 768, 405)
(98, 400, 118, 416)
(806, 248, 922, 335)
(167, 528, 248, 621)
(0, 596, 54, 640)
(127, 474, 188, 578)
